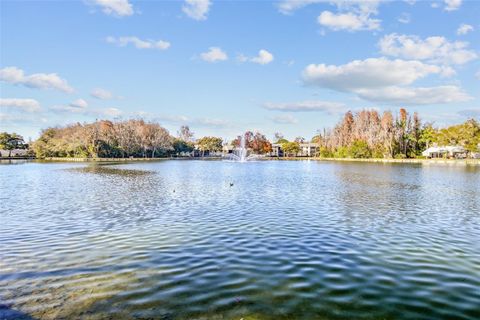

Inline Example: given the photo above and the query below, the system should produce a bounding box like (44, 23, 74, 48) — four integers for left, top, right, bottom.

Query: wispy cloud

(263, 100, 346, 113)
(50, 98, 121, 117)
(148, 113, 229, 128)
(106, 36, 170, 50)
(0, 66, 74, 93)
(88, 0, 134, 17)
(0, 98, 41, 113)
(354, 85, 472, 105)
(182, 0, 211, 21)
(397, 12, 411, 24)
(70, 99, 88, 109)
(91, 88, 114, 100)
(271, 114, 299, 124)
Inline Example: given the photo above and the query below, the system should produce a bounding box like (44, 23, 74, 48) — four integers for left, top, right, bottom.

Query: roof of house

(422, 146, 466, 156)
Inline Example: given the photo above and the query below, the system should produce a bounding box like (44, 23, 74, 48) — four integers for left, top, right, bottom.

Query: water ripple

(1, 161, 479, 319)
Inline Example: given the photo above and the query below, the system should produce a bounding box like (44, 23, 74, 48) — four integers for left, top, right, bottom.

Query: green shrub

(348, 140, 371, 158)
(334, 146, 349, 158)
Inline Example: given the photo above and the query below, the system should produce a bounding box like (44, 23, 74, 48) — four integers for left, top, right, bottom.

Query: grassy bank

(38, 156, 480, 166)
(42, 157, 170, 162)
(41, 157, 224, 162)
(272, 157, 480, 166)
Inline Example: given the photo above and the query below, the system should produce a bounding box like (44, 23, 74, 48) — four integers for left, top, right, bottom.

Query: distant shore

(5, 156, 474, 166)
(314, 157, 480, 166)
(269, 157, 480, 165)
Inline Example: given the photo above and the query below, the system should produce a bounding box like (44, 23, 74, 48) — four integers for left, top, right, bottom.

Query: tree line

(32, 120, 173, 158)
(312, 108, 480, 159)
(1, 108, 479, 159)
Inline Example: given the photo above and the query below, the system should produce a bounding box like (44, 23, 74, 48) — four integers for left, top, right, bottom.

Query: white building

(0, 149, 29, 157)
(298, 143, 320, 157)
(270, 143, 320, 157)
(422, 146, 467, 159)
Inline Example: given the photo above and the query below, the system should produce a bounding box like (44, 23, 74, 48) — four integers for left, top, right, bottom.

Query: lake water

(1, 160, 479, 320)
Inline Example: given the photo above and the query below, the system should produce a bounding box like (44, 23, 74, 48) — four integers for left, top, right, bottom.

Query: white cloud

(279, 1, 382, 32)
(251, 50, 274, 65)
(200, 47, 228, 62)
(69, 99, 88, 109)
(89, 0, 134, 17)
(148, 113, 229, 128)
(278, 0, 323, 14)
(378, 33, 477, 65)
(0, 98, 41, 112)
(302, 58, 471, 105)
(50, 104, 122, 117)
(271, 114, 299, 124)
(50, 105, 84, 114)
(278, 0, 381, 15)
(100, 107, 122, 117)
(444, 0, 462, 11)
(238, 50, 274, 65)
(0, 66, 74, 93)
(457, 24, 474, 35)
(302, 58, 446, 91)
(50, 99, 88, 113)
(263, 100, 346, 113)
(318, 10, 380, 31)
(106, 36, 170, 50)
(182, 0, 211, 21)
(91, 88, 113, 100)
(355, 85, 472, 105)
(397, 12, 411, 24)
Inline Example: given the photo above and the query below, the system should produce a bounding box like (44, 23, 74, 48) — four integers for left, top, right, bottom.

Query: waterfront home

(0, 149, 29, 158)
(299, 143, 320, 157)
(422, 146, 467, 159)
(271, 144, 284, 157)
(271, 143, 320, 157)
(222, 144, 235, 155)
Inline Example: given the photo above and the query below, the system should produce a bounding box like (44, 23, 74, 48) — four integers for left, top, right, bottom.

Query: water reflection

(68, 164, 153, 176)
(1, 161, 479, 319)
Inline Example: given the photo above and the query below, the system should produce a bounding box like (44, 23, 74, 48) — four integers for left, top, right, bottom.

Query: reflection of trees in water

(0, 159, 29, 165)
(69, 165, 152, 177)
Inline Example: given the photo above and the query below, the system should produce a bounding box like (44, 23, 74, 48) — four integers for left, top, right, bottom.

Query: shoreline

(313, 157, 480, 166)
(4, 156, 478, 166)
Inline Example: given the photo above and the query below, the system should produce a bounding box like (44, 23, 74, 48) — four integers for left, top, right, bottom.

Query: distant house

(298, 143, 320, 157)
(270, 143, 320, 157)
(422, 146, 467, 159)
(271, 143, 284, 157)
(222, 144, 235, 155)
(0, 149, 29, 158)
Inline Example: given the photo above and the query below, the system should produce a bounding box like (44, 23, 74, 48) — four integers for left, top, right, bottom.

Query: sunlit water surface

(1, 160, 479, 320)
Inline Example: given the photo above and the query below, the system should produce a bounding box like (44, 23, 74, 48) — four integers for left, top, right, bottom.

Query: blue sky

(1, 0, 479, 141)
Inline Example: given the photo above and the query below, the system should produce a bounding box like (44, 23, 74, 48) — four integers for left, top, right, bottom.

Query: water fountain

(237, 134, 248, 162)
(224, 134, 262, 162)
